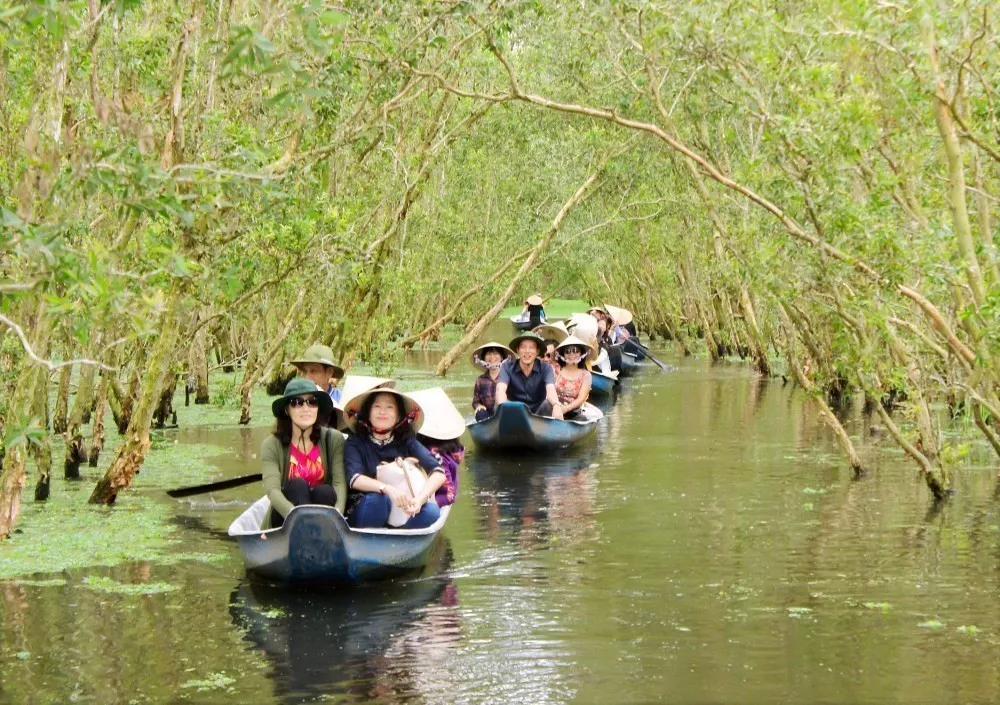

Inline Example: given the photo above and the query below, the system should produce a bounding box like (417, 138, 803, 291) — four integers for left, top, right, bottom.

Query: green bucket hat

(508, 332, 546, 355)
(290, 344, 345, 378)
(271, 378, 334, 420)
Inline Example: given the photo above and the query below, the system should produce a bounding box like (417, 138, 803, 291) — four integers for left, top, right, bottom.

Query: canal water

(2, 322, 1000, 704)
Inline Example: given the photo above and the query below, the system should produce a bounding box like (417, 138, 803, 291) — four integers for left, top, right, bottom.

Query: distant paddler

(519, 293, 546, 329)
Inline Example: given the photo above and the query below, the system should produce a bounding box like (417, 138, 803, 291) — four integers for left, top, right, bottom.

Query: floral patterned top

(555, 370, 591, 406)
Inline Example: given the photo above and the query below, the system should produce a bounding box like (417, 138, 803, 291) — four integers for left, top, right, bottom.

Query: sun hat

(532, 321, 569, 344)
(408, 387, 466, 441)
(470, 342, 514, 371)
(604, 304, 633, 327)
(271, 378, 334, 419)
(334, 376, 396, 410)
(508, 332, 546, 355)
(556, 335, 591, 360)
(343, 388, 424, 435)
(567, 313, 600, 353)
(290, 344, 345, 378)
(526, 294, 543, 306)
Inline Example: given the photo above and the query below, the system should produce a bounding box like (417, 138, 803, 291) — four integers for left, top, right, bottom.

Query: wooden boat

(510, 314, 545, 331)
(589, 370, 619, 396)
(467, 401, 600, 451)
(228, 497, 450, 584)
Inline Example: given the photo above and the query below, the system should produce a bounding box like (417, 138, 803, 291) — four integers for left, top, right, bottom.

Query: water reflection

(230, 541, 460, 704)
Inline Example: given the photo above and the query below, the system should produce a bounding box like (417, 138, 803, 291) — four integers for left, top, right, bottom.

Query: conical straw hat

(335, 376, 396, 410)
(408, 387, 466, 441)
(556, 335, 592, 360)
(526, 294, 543, 306)
(470, 342, 513, 371)
(532, 321, 569, 343)
(343, 388, 424, 435)
(605, 304, 633, 326)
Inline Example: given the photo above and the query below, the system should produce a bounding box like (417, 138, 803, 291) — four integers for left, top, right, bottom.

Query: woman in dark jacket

(260, 378, 347, 528)
(343, 389, 445, 529)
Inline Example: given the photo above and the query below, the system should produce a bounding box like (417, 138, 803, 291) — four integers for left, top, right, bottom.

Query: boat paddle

(166, 473, 262, 498)
(625, 338, 670, 371)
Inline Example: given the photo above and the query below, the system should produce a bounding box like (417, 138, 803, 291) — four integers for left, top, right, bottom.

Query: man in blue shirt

(495, 333, 564, 419)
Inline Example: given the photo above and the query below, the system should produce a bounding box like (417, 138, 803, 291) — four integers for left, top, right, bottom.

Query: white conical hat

(343, 388, 423, 435)
(605, 304, 633, 326)
(532, 321, 569, 343)
(335, 376, 395, 410)
(408, 387, 466, 441)
(567, 313, 600, 352)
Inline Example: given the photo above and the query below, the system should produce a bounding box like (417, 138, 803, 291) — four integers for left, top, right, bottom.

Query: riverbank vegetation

(1, 0, 998, 536)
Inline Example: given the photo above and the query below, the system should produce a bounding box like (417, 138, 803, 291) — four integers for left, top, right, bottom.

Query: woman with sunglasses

(553, 335, 593, 419)
(260, 378, 346, 528)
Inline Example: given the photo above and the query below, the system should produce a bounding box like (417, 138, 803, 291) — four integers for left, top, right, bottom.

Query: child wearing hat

(470, 342, 513, 422)
(410, 387, 466, 508)
(260, 378, 347, 528)
(342, 389, 445, 529)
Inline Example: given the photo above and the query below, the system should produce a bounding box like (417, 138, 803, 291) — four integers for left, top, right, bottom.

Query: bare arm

(564, 374, 591, 413)
(545, 383, 564, 419)
(496, 381, 508, 405)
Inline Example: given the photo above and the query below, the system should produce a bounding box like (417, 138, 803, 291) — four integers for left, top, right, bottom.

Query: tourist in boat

(569, 313, 611, 375)
(542, 338, 561, 373)
(519, 294, 546, 329)
(412, 387, 466, 508)
(554, 336, 593, 419)
(495, 332, 564, 419)
(260, 378, 347, 528)
(605, 304, 634, 343)
(291, 344, 346, 424)
(343, 389, 445, 529)
(471, 341, 513, 422)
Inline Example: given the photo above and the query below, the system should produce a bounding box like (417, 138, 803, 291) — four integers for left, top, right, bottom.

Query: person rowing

(495, 332, 564, 420)
(260, 378, 347, 528)
(519, 293, 546, 328)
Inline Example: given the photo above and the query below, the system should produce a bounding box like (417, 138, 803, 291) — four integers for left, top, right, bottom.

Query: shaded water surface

(3, 330, 1000, 704)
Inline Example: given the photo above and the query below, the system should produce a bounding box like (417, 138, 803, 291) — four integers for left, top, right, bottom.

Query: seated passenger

(471, 342, 513, 422)
(411, 387, 467, 508)
(542, 338, 561, 373)
(495, 333, 564, 420)
(554, 336, 593, 419)
(291, 344, 346, 422)
(343, 389, 445, 529)
(260, 378, 347, 528)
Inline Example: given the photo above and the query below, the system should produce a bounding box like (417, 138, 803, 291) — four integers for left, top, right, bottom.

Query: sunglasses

(288, 396, 320, 408)
(563, 347, 582, 355)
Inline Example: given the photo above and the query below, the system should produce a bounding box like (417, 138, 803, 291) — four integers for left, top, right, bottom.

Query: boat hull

(229, 498, 450, 584)
(590, 370, 618, 396)
(467, 401, 598, 451)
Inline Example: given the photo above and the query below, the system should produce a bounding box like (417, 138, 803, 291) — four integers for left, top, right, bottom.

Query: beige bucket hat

(408, 387, 466, 441)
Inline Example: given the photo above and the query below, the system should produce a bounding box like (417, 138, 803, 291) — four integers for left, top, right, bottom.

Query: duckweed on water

(81, 576, 178, 595)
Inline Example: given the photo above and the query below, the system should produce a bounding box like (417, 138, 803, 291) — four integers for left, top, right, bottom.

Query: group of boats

(222, 309, 655, 585)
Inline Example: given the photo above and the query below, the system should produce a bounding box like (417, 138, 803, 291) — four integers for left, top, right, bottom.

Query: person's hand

(552, 403, 564, 420)
(407, 492, 430, 516)
(383, 485, 408, 508)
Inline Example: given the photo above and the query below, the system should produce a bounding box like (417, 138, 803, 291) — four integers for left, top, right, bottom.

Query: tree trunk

(152, 366, 178, 429)
(435, 169, 601, 376)
(739, 286, 770, 375)
(239, 292, 304, 425)
(189, 325, 210, 404)
(52, 364, 71, 434)
(90, 292, 182, 505)
(89, 373, 109, 467)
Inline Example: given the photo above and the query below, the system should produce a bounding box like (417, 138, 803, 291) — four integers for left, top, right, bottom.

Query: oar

(625, 338, 670, 371)
(166, 473, 262, 498)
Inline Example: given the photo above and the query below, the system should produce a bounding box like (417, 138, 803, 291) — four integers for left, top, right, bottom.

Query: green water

(2, 322, 1000, 704)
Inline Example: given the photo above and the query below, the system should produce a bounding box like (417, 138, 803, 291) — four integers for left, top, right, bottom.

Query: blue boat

(590, 370, 618, 396)
(622, 337, 647, 360)
(228, 497, 450, 584)
(467, 401, 600, 451)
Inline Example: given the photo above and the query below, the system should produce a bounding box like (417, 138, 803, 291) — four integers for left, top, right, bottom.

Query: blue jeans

(348, 493, 441, 529)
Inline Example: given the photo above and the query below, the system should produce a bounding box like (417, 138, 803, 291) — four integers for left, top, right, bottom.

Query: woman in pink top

(553, 335, 592, 419)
